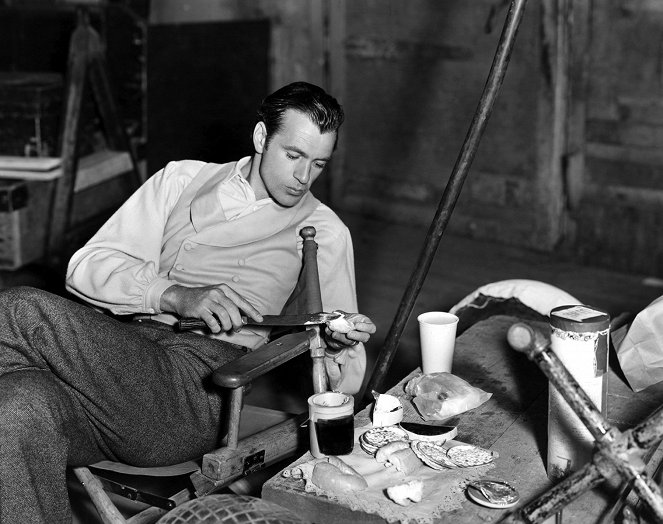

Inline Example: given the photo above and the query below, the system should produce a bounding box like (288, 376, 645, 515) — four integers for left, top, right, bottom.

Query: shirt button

(147, 308, 155, 314)
(237, 259, 246, 266)
(232, 275, 240, 283)
(184, 243, 193, 251)
(176, 264, 184, 271)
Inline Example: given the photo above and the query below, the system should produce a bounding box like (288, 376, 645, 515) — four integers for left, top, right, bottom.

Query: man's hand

(160, 284, 263, 334)
(325, 312, 376, 350)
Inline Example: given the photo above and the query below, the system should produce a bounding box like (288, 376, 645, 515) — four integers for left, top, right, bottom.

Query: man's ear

(253, 122, 267, 153)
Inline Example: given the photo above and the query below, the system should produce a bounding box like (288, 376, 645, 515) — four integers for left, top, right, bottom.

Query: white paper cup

(418, 311, 459, 374)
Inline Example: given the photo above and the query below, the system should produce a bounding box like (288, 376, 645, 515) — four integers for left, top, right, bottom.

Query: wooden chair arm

(212, 330, 316, 390)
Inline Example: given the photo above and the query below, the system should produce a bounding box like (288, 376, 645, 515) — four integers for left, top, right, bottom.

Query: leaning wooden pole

(363, 0, 529, 400)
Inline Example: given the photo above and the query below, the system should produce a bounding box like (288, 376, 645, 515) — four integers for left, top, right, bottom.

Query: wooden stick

(301, 227, 328, 394)
(73, 466, 127, 524)
(362, 0, 530, 400)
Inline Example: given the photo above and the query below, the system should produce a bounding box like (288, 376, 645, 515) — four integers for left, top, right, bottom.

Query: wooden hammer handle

(177, 318, 207, 331)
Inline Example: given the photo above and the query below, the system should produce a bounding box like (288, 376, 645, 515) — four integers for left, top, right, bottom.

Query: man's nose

(294, 163, 311, 185)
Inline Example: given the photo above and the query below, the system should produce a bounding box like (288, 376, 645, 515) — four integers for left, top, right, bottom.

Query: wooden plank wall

(333, 0, 566, 252)
(331, 0, 663, 278)
(566, 1, 663, 277)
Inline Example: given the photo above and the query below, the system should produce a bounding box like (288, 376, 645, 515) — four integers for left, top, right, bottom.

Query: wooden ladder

(48, 4, 142, 266)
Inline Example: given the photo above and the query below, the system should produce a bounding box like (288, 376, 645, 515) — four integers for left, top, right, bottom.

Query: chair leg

(125, 507, 168, 524)
(224, 387, 244, 448)
(73, 466, 127, 524)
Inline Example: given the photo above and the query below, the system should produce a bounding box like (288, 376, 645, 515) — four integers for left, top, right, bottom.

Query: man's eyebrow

(284, 145, 331, 162)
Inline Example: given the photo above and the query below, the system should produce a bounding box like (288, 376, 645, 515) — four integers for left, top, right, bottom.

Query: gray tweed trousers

(0, 286, 246, 524)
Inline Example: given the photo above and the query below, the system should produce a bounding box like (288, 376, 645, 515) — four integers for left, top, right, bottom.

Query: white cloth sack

(617, 295, 663, 392)
(450, 279, 580, 316)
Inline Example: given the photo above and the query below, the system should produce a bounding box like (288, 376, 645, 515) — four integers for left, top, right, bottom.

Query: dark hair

(256, 82, 344, 146)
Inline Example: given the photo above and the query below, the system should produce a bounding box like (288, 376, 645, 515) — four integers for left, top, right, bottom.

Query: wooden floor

(342, 212, 663, 395)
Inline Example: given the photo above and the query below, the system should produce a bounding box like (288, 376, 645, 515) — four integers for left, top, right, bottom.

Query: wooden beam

(327, 0, 346, 207)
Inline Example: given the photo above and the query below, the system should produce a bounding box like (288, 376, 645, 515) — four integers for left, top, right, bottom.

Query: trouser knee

(0, 285, 51, 304)
(0, 371, 68, 446)
(0, 285, 58, 322)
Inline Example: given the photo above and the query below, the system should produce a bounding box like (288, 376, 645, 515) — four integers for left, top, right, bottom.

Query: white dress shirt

(66, 158, 366, 393)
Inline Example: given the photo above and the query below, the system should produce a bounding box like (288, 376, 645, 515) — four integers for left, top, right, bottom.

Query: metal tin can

(547, 304, 610, 481)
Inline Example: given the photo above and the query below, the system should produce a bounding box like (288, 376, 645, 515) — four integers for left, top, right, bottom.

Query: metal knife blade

(176, 312, 341, 331)
(251, 312, 341, 326)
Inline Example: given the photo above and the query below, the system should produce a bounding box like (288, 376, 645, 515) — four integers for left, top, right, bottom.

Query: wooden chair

(72, 226, 329, 523)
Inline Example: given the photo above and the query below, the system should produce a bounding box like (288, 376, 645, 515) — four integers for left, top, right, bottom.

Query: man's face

(254, 109, 337, 207)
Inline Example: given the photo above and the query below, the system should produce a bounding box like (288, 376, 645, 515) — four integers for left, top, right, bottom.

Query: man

(0, 82, 375, 523)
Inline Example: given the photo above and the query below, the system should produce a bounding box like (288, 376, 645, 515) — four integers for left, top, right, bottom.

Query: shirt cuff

(144, 276, 176, 314)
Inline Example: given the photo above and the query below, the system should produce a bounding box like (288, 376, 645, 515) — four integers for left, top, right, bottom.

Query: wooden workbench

(262, 315, 663, 523)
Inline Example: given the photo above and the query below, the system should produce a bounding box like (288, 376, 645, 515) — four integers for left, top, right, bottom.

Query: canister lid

(308, 391, 354, 417)
(550, 304, 610, 332)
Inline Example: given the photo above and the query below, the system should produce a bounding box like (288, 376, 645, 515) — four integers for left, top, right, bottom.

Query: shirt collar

(220, 155, 250, 186)
(227, 156, 251, 180)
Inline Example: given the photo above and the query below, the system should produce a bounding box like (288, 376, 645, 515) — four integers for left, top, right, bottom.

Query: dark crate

(0, 72, 63, 157)
(0, 179, 28, 212)
(0, 179, 51, 269)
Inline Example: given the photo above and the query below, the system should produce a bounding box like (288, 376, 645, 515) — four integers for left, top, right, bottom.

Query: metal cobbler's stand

(503, 323, 663, 523)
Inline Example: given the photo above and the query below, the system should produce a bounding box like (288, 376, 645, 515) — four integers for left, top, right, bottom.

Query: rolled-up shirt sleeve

(66, 161, 198, 315)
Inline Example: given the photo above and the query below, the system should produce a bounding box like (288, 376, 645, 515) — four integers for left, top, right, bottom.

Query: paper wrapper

(372, 392, 404, 427)
(282, 425, 494, 524)
(616, 296, 663, 392)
